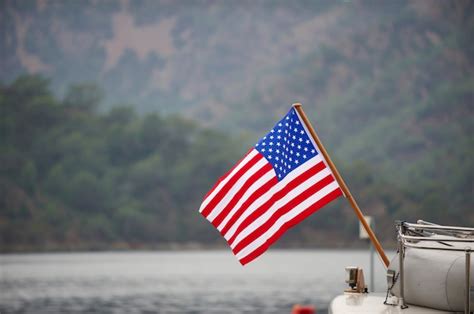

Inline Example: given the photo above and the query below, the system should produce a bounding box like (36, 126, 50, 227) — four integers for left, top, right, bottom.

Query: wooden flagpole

(293, 103, 390, 268)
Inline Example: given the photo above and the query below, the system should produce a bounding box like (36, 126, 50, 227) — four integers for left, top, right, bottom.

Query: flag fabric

(199, 107, 343, 265)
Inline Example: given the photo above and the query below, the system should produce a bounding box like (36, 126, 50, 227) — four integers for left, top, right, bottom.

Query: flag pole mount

(292, 103, 390, 268)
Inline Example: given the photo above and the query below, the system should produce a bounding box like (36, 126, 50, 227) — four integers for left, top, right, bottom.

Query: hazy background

(1, 0, 473, 252)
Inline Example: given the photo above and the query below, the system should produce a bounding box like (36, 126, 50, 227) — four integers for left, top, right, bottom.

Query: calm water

(0, 250, 392, 313)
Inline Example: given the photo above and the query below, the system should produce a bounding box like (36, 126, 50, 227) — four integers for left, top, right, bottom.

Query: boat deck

(329, 293, 457, 314)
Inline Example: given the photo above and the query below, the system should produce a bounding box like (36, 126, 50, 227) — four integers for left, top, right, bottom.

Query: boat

(329, 220, 474, 314)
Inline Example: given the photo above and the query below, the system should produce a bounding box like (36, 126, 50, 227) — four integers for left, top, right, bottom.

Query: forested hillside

(0, 1, 473, 251)
(0, 76, 244, 250)
(0, 76, 471, 251)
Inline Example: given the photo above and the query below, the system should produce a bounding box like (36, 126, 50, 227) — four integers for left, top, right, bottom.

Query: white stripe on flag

(223, 154, 323, 241)
(230, 167, 332, 249)
(236, 181, 340, 260)
(217, 169, 275, 231)
(199, 149, 259, 213)
(207, 157, 268, 222)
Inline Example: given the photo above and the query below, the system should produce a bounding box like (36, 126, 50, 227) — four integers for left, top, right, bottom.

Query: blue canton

(255, 108, 318, 181)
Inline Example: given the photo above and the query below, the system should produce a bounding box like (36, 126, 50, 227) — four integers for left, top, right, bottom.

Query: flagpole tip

(292, 103, 302, 108)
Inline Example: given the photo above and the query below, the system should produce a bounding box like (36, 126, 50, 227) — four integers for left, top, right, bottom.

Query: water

(0, 250, 392, 313)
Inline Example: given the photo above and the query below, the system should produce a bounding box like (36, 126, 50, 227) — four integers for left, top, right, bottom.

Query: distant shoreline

(0, 240, 397, 254)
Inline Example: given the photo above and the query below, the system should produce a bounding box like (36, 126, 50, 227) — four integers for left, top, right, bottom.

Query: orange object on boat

(291, 304, 315, 314)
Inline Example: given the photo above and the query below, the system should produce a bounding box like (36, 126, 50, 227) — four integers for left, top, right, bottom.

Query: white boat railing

(396, 220, 474, 313)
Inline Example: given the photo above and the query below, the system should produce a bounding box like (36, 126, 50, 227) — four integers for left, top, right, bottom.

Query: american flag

(199, 107, 343, 265)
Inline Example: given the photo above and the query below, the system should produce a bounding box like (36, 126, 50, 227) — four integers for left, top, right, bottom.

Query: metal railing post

(398, 222, 408, 309)
(465, 249, 471, 314)
(370, 241, 374, 292)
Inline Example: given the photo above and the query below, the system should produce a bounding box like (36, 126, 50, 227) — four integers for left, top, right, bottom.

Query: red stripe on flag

(201, 152, 263, 218)
(211, 162, 274, 227)
(239, 188, 343, 265)
(219, 175, 278, 236)
(226, 161, 326, 246)
(232, 174, 336, 255)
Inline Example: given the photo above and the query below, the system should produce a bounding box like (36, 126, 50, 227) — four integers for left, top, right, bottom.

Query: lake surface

(0, 250, 392, 313)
